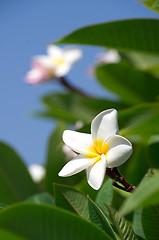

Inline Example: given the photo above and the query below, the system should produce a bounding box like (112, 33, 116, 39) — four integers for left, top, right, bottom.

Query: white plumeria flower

(28, 164, 46, 183)
(96, 50, 121, 64)
(25, 45, 82, 84)
(58, 109, 132, 190)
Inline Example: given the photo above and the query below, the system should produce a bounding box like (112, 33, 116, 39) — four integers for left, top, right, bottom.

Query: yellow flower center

(86, 139, 109, 162)
(52, 57, 65, 66)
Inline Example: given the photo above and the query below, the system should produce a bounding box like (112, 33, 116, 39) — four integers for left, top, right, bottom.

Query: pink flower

(25, 45, 82, 85)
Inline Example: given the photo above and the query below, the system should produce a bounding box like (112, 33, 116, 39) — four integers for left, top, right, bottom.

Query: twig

(106, 167, 136, 193)
(58, 76, 92, 98)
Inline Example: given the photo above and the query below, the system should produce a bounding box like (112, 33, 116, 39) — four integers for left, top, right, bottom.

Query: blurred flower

(28, 164, 46, 183)
(25, 45, 82, 84)
(96, 50, 121, 64)
(58, 109, 132, 190)
(87, 50, 121, 78)
(62, 145, 77, 158)
(74, 120, 84, 130)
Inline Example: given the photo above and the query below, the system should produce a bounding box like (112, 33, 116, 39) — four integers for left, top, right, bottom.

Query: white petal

(28, 164, 46, 183)
(33, 56, 52, 68)
(25, 68, 49, 84)
(91, 109, 119, 143)
(63, 130, 93, 155)
(54, 63, 71, 77)
(63, 48, 82, 64)
(58, 154, 95, 177)
(87, 154, 107, 190)
(47, 45, 62, 57)
(106, 135, 132, 168)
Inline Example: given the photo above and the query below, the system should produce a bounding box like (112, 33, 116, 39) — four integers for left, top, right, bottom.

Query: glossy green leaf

(121, 51, 159, 77)
(88, 197, 117, 239)
(39, 92, 95, 123)
(119, 102, 159, 137)
(120, 143, 149, 186)
(142, 206, 159, 240)
(133, 208, 145, 239)
(0, 229, 27, 240)
(148, 136, 159, 168)
(120, 171, 159, 216)
(96, 179, 113, 218)
(54, 183, 89, 220)
(45, 122, 83, 194)
(54, 19, 159, 54)
(0, 203, 111, 240)
(26, 192, 54, 205)
(0, 202, 7, 210)
(106, 206, 137, 240)
(95, 63, 159, 105)
(38, 92, 125, 124)
(141, 0, 159, 12)
(0, 142, 37, 204)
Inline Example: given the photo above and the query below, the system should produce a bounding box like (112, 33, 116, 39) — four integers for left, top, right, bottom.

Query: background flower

(25, 45, 82, 84)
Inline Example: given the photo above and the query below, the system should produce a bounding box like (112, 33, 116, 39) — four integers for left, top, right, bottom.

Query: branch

(106, 167, 136, 193)
(58, 76, 92, 98)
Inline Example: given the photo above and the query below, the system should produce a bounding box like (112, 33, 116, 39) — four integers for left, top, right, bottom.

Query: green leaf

(153, 0, 159, 7)
(26, 192, 54, 205)
(45, 122, 83, 194)
(142, 206, 159, 240)
(0, 203, 111, 240)
(54, 19, 159, 55)
(119, 102, 159, 137)
(141, 0, 159, 12)
(76, 179, 98, 200)
(39, 92, 95, 124)
(133, 208, 145, 239)
(0, 142, 37, 204)
(120, 143, 149, 186)
(96, 179, 113, 218)
(148, 136, 159, 168)
(106, 206, 137, 240)
(120, 171, 159, 216)
(54, 183, 89, 220)
(38, 92, 125, 124)
(88, 197, 117, 239)
(0, 202, 7, 210)
(95, 63, 159, 105)
(0, 229, 27, 240)
(121, 51, 159, 77)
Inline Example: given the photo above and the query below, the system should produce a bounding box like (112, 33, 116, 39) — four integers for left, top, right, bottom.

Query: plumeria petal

(63, 48, 82, 64)
(87, 154, 107, 190)
(91, 109, 119, 152)
(25, 68, 50, 84)
(91, 109, 119, 146)
(54, 63, 71, 77)
(58, 154, 95, 177)
(63, 130, 94, 155)
(91, 109, 119, 141)
(106, 135, 132, 168)
(33, 56, 52, 69)
(47, 45, 62, 57)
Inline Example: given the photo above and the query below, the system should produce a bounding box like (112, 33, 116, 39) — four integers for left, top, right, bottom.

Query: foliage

(1, 2, 159, 239)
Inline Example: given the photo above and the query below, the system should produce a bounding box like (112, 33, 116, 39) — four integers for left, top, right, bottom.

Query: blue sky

(0, 0, 158, 166)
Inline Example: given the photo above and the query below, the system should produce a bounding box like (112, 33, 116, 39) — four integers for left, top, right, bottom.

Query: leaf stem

(106, 167, 136, 193)
(58, 76, 92, 98)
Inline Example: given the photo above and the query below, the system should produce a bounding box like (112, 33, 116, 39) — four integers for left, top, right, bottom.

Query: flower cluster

(25, 45, 82, 84)
(59, 109, 132, 190)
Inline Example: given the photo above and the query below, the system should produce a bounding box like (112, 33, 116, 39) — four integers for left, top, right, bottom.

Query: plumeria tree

(0, 1, 159, 240)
